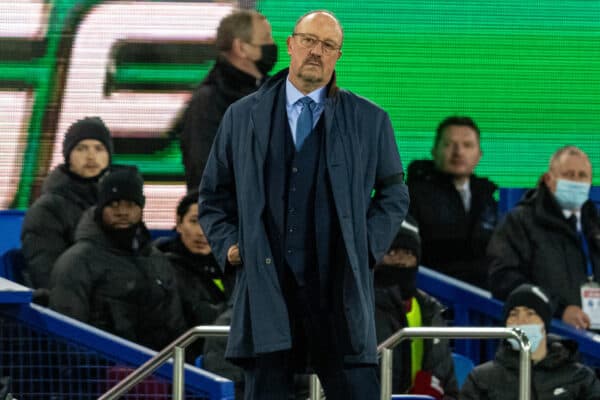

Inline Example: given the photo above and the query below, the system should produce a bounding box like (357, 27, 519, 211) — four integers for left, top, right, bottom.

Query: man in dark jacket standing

(198, 10, 409, 400)
(49, 168, 186, 350)
(407, 116, 498, 288)
(460, 284, 600, 399)
(374, 217, 457, 399)
(179, 9, 277, 191)
(488, 145, 599, 330)
(21, 117, 113, 290)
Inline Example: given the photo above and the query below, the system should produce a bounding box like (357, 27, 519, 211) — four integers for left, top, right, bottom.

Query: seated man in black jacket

(155, 191, 230, 352)
(407, 116, 498, 288)
(374, 217, 458, 399)
(487, 145, 599, 330)
(49, 167, 186, 350)
(22, 117, 114, 290)
(461, 284, 600, 399)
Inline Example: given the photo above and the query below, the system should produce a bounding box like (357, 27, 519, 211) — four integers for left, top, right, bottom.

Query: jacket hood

(74, 207, 152, 254)
(496, 334, 579, 370)
(204, 56, 260, 105)
(407, 159, 497, 194)
(517, 183, 597, 234)
(41, 164, 102, 208)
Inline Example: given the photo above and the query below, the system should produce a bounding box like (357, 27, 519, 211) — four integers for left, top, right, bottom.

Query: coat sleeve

(459, 368, 488, 400)
(575, 364, 600, 399)
(21, 197, 71, 289)
(180, 87, 220, 192)
(428, 307, 458, 398)
(198, 107, 239, 271)
(486, 210, 532, 300)
(48, 248, 93, 322)
(366, 111, 410, 264)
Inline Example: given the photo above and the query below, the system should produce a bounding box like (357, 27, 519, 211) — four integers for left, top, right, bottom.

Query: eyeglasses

(292, 33, 341, 54)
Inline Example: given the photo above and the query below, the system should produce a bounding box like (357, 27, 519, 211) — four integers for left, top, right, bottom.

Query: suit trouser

(242, 276, 380, 400)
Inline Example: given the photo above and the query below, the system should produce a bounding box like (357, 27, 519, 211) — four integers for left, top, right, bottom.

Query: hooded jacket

(198, 68, 409, 363)
(21, 164, 105, 289)
(155, 235, 229, 329)
(49, 208, 186, 350)
(487, 183, 600, 317)
(179, 56, 262, 191)
(375, 287, 458, 397)
(460, 335, 600, 399)
(407, 160, 498, 288)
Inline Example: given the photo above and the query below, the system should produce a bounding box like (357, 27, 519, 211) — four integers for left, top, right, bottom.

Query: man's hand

(562, 305, 590, 330)
(227, 244, 242, 265)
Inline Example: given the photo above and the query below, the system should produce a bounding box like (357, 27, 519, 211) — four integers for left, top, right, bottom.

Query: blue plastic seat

(452, 352, 475, 389)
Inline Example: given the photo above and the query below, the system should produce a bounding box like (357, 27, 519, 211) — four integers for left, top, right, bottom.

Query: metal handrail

(98, 325, 230, 400)
(377, 327, 531, 400)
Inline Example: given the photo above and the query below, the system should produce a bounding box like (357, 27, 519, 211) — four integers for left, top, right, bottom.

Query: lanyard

(577, 229, 594, 281)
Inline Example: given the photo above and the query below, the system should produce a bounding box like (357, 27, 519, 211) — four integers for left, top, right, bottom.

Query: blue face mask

(507, 324, 544, 353)
(554, 179, 590, 211)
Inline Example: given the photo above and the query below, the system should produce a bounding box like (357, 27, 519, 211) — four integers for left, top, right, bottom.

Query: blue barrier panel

(0, 210, 25, 255)
(0, 278, 234, 399)
(417, 266, 600, 367)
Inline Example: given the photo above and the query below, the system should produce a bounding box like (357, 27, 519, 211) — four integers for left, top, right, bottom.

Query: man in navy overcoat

(199, 10, 409, 399)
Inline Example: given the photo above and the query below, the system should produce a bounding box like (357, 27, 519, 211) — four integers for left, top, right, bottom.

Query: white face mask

(507, 324, 544, 353)
(554, 179, 591, 211)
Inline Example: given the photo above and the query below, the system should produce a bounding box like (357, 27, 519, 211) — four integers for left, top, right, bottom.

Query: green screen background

(258, 0, 600, 188)
(1, 0, 599, 208)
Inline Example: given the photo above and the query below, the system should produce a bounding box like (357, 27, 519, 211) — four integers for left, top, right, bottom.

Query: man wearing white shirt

(407, 116, 499, 288)
(488, 145, 599, 330)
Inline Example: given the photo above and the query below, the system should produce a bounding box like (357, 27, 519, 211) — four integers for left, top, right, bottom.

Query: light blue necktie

(295, 97, 315, 151)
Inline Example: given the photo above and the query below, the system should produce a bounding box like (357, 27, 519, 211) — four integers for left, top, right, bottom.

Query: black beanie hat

(503, 284, 553, 331)
(388, 215, 421, 265)
(63, 117, 114, 164)
(97, 167, 145, 210)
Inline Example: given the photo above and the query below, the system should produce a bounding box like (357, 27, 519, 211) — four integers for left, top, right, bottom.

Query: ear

(175, 215, 182, 233)
(231, 37, 246, 58)
(336, 50, 342, 60)
(287, 35, 293, 56)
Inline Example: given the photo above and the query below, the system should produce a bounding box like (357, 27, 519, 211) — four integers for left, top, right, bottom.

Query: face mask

(255, 43, 278, 76)
(374, 266, 418, 299)
(507, 324, 544, 353)
(554, 179, 590, 210)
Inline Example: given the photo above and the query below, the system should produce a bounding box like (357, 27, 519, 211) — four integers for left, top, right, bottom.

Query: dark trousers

(243, 270, 380, 400)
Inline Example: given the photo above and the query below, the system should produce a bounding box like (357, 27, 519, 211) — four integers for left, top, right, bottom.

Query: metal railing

(98, 325, 231, 400)
(377, 327, 532, 400)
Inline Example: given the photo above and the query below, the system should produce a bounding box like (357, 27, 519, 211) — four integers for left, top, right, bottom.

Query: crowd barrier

(0, 278, 234, 399)
(417, 266, 600, 367)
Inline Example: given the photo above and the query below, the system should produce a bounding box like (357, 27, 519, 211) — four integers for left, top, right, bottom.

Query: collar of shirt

(454, 179, 471, 211)
(562, 209, 582, 231)
(285, 77, 326, 144)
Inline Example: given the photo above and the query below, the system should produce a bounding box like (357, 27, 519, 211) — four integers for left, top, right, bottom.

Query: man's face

(287, 12, 342, 93)
(176, 203, 211, 255)
(102, 200, 142, 229)
(506, 306, 544, 328)
(68, 139, 109, 178)
(243, 16, 274, 63)
(382, 248, 417, 269)
(432, 125, 482, 179)
(544, 153, 592, 193)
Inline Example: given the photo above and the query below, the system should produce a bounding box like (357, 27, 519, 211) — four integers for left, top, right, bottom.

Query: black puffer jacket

(155, 235, 229, 328)
(49, 208, 186, 350)
(21, 165, 104, 289)
(179, 56, 261, 191)
(407, 160, 498, 288)
(460, 336, 600, 399)
(375, 287, 458, 398)
(487, 183, 600, 317)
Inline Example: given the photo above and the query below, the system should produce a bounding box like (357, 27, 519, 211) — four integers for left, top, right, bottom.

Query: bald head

(287, 10, 343, 94)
